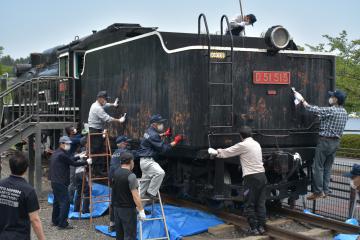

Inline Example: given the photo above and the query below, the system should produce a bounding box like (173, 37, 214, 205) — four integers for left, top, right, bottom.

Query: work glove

(119, 113, 127, 123)
(164, 128, 172, 137)
(173, 135, 184, 145)
(293, 91, 304, 102)
(79, 152, 87, 159)
(113, 98, 119, 107)
(102, 129, 107, 138)
(208, 148, 218, 156)
(138, 209, 146, 220)
(86, 158, 92, 165)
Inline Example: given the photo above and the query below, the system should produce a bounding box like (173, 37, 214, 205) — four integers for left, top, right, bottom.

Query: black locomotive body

(11, 21, 336, 204)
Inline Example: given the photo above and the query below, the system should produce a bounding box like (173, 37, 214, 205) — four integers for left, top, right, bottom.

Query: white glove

(208, 148, 218, 156)
(86, 158, 92, 165)
(294, 91, 304, 102)
(113, 98, 119, 107)
(79, 152, 87, 159)
(138, 209, 146, 220)
(119, 113, 127, 123)
(293, 152, 302, 161)
(102, 129, 107, 138)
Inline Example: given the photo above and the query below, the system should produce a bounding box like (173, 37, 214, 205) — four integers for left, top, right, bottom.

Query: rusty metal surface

(81, 32, 335, 151)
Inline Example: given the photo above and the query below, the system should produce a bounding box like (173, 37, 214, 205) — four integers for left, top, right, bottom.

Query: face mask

(329, 98, 335, 105)
(73, 129, 77, 134)
(350, 180, 357, 189)
(64, 144, 71, 151)
(157, 123, 164, 132)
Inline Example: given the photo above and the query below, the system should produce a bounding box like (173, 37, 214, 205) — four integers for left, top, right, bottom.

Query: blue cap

(97, 90, 110, 100)
(344, 164, 360, 178)
(328, 90, 346, 105)
(149, 114, 167, 124)
(116, 135, 130, 144)
(59, 136, 72, 144)
(247, 14, 257, 26)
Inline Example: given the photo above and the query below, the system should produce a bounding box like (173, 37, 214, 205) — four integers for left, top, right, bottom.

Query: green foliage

(337, 134, 360, 158)
(306, 31, 360, 112)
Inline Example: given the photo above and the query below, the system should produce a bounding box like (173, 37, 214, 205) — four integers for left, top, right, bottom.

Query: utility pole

(238, 0, 245, 35)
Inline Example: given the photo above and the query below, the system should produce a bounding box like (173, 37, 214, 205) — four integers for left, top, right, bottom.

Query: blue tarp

(48, 183, 110, 219)
(333, 218, 360, 240)
(95, 204, 224, 240)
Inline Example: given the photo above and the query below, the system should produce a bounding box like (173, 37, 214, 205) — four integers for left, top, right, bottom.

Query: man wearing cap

(344, 164, 360, 217)
(49, 136, 92, 229)
(88, 90, 126, 175)
(108, 135, 131, 232)
(137, 114, 184, 199)
(112, 152, 145, 240)
(226, 13, 257, 36)
(294, 89, 348, 200)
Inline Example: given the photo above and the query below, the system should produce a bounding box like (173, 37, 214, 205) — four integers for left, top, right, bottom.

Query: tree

(0, 46, 3, 75)
(306, 31, 360, 112)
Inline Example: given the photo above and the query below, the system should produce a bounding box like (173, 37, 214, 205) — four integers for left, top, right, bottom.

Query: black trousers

(226, 26, 245, 36)
(114, 207, 137, 240)
(74, 172, 90, 213)
(89, 127, 105, 173)
(243, 172, 267, 229)
(51, 182, 70, 228)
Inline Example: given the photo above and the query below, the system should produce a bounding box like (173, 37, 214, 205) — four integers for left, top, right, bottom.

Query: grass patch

(337, 134, 360, 158)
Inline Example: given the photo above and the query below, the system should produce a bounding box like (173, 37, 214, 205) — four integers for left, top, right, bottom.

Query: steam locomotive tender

(12, 16, 336, 206)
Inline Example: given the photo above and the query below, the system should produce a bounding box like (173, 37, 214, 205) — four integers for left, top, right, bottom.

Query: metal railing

(283, 160, 360, 221)
(0, 77, 76, 141)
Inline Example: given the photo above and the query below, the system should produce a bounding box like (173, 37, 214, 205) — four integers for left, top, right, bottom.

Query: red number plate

(253, 71, 290, 85)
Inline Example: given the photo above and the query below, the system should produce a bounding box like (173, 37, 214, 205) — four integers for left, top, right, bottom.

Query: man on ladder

(112, 152, 145, 240)
(136, 114, 184, 200)
(88, 90, 126, 175)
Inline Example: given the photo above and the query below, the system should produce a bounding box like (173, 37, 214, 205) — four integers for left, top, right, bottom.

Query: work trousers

(243, 172, 267, 229)
(312, 137, 340, 194)
(51, 182, 70, 228)
(114, 207, 137, 240)
(140, 157, 165, 197)
(89, 127, 106, 174)
(74, 172, 90, 213)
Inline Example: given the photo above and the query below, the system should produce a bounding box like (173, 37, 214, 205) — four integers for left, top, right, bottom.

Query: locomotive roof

(57, 23, 298, 54)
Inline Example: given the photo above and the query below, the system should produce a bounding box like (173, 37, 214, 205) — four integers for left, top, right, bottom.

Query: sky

(0, 0, 359, 59)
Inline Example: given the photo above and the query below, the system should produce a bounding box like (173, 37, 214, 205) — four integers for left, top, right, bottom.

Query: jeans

(140, 157, 165, 197)
(243, 172, 267, 229)
(51, 182, 70, 228)
(74, 172, 90, 213)
(312, 137, 340, 194)
(114, 207, 137, 240)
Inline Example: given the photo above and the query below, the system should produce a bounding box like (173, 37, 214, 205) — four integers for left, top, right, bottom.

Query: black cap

(149, 114, 167, 124)
(344, 164, 360, 178)
(328, 90, 346, 105)
(120, 152, 134, 164)
(116, 135, 131, 144)
(97, 91, 110, 100)
(247, 14, 257, 26)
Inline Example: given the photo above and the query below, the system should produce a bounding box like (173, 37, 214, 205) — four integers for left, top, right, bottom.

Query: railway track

(163, 195, 360, 240)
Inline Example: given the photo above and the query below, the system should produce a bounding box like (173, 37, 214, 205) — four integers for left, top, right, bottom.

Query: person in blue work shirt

(65, 125, 82, 204)
(49, 136, 91, 230)
(294, 89, 348, 200)
(137, 114, 184, 199)
(109, 135, 131, 232)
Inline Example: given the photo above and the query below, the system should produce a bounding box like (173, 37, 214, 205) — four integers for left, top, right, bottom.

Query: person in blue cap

(49, 136, 92, 229)
(137, 114, 184, 200)
(294, 89, 348, 200)
(344, 164, 360, 191)
(108, 135, 131, 232)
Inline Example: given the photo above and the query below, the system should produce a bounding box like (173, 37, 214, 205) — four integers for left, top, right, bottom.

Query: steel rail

(278, 207, 360, 234)
(163, 196, 316, 240)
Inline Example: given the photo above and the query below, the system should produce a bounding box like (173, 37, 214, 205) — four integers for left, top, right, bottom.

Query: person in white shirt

(226, 14, 257, 36)
(208, 126, 266, 235)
